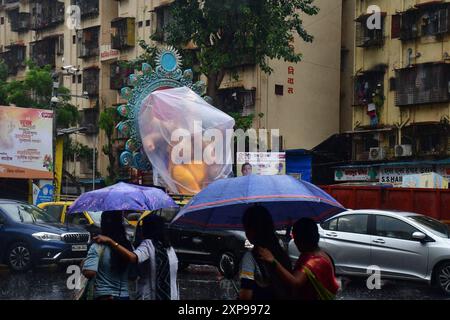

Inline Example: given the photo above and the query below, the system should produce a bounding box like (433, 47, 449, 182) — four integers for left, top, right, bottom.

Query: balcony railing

(396, 3, 450, 41)
(7, 9, 30, 32)
(354, 70, 385, 105)
(0, 45, 26, 75)
(111, 17, 136, 50)
(71, 0, 99, 19)
(355, 14, 385, 48)
(83, 68, 99, 97)
(31, 38, 57, 68)
(78, 27, 100, 59)
(395, 63, 450, 106)
(110, 62, 133, 90)
(30, 0, 65, 30)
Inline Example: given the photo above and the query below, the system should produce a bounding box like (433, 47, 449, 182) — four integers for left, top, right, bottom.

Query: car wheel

(7, 242, 33, 272)
(218, 252, 237, 278)
(437, 262, 450, 296)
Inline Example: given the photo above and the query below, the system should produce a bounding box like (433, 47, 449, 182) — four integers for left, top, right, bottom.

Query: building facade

(0, 0, 344, 193)
(335, 0, 450, 186)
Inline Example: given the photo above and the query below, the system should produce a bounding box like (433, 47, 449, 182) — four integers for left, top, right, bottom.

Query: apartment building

(335, 0, 450, 185)
(0, 0, 345, 190)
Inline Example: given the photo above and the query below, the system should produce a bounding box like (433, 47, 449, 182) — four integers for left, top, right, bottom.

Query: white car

(288, 210, 450, 295)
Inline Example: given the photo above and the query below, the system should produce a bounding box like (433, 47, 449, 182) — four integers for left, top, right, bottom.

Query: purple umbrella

(67, 182, 178, 214)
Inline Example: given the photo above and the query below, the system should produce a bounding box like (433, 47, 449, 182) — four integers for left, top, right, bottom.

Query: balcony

(78, 27, 100, 59)
(394, 3, 450, 41)
(83, 68, 99, 97)
(111, 17, 136, 50)
(395, 63, 450, 106)
(0, 44, 26, 75)
(7, 9, 30, 32)
(30, 0, 65, 31)
(110, 61, 133, 90)
(217, 87, 256, 114)
(80, 108, 99, 135)
(4, 0, 19, 11)
(71, 0, 99, 19)
(154, 4, 172, 43)
(353, 69, 385, 106)
(355, 13, 386, 48)
(31, 38, 57, 68)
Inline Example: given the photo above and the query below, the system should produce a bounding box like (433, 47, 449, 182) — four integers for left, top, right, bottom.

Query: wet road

(0, 264, 448, 300)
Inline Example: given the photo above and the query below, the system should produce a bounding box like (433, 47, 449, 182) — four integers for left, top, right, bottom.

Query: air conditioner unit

(369, 147, 386, 161)
(395, 144, 413, 157)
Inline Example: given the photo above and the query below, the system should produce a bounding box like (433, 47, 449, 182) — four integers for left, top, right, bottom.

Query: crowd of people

(80, 203, 339, 301)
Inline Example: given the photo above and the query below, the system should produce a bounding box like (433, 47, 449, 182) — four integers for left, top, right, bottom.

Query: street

(0, 264, 448, 300)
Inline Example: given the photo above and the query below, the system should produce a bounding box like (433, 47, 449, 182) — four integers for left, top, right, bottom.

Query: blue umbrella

(67, 182, 178, 214)
(171, 175, 345, 230)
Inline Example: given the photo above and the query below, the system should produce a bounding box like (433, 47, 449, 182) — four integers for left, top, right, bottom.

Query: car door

(370, 215, 429, 281)
(0, 211, 7, 258)
(321, 214, 371, 275)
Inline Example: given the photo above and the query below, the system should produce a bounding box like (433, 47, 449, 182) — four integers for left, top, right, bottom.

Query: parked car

(38, 201, 136, 241)
(0, 199, 91, 272)
(288, 210, 450, 295)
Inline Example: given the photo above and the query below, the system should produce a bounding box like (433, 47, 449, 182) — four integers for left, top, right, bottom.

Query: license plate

(72, 245, 87, 252)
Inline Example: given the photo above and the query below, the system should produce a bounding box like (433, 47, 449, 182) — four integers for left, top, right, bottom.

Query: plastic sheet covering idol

(138, 87, 235, 195)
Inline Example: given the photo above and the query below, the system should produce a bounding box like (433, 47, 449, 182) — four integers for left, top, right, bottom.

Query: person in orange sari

(258, 218, 340, 300)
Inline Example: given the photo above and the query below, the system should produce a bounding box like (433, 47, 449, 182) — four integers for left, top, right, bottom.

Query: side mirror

(412, 232, 427, 241)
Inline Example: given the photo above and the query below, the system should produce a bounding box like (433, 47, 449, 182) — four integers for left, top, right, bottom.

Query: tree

(99, 108, 118, 184)
(165, 0, 319, 103)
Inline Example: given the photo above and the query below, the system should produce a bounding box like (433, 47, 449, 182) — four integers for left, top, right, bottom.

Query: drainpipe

(396, 108, 411, 145)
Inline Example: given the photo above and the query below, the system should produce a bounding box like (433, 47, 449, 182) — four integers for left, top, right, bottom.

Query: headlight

(32, 232, 62, 241)
(244, 239, 254, 249)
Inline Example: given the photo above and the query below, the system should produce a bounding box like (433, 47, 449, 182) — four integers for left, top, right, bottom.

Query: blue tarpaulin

(286, 149, 312, 182)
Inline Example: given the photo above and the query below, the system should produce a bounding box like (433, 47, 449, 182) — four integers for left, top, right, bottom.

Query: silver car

(288, 210, 450, 295)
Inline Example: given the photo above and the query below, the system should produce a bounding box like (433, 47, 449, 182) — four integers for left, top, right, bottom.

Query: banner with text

(0, 106, 54, 179)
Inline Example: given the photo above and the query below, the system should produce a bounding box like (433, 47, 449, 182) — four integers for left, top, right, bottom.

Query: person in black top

(239, 205, 292, 300)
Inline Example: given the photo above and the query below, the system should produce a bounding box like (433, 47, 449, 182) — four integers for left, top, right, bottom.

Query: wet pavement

(0, 264, 448, 300)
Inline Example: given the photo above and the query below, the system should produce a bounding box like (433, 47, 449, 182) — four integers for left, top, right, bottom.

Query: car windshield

(408, 216, 450, 239)
(87, 211, 103, 225)
(0, 203, 58, 224)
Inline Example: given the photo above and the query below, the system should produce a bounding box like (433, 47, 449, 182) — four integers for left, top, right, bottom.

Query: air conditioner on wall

(369, 147, 386, 161)
(395, 145, 413, 157)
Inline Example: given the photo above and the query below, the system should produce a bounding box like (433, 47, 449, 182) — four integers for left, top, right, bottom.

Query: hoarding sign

(379, 166, 433, 184)
(0, 106, 54, 179)
(237, 152, 286, 176)
(335, 167, 378, 182)
(100, 45, 120, 61)
(33, 180, 54, 205)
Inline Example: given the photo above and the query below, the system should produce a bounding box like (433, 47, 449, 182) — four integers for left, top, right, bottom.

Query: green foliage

(166, 0, 319, 75)
(229, 112, 255, 131)
(99, 108, 118, 139)
(56, 104, 80, 129)
(99, 107, 118, 183)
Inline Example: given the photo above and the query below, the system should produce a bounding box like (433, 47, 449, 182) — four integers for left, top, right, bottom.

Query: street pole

(93, 134, 96, 191)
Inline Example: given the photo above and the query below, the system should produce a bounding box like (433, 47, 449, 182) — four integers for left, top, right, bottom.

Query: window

(376, 215, 418, 240)
(146, 19, 150, 27)
(78, 74, 82, 83)
(138, 21, 143, 28)
(275, 85, 284, 96)
(354, 70, 385, 105)
(66, 212, 89, 225)
(111, 17, 136, 50)
(72, 74, 76, 83)
(155, 5, 172, 42)
(336, 215, 369, 234)
(356, 14, 385, 47)
(1, 17, 4, 25)
(322, 218, 338, 231)
(42, 205, 64, 222)
(395, 63, 450, 106)
(73, 35, 76, 44)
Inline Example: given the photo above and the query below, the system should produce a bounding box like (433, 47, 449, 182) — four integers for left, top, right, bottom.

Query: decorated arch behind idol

(117, 47, 235, 195)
